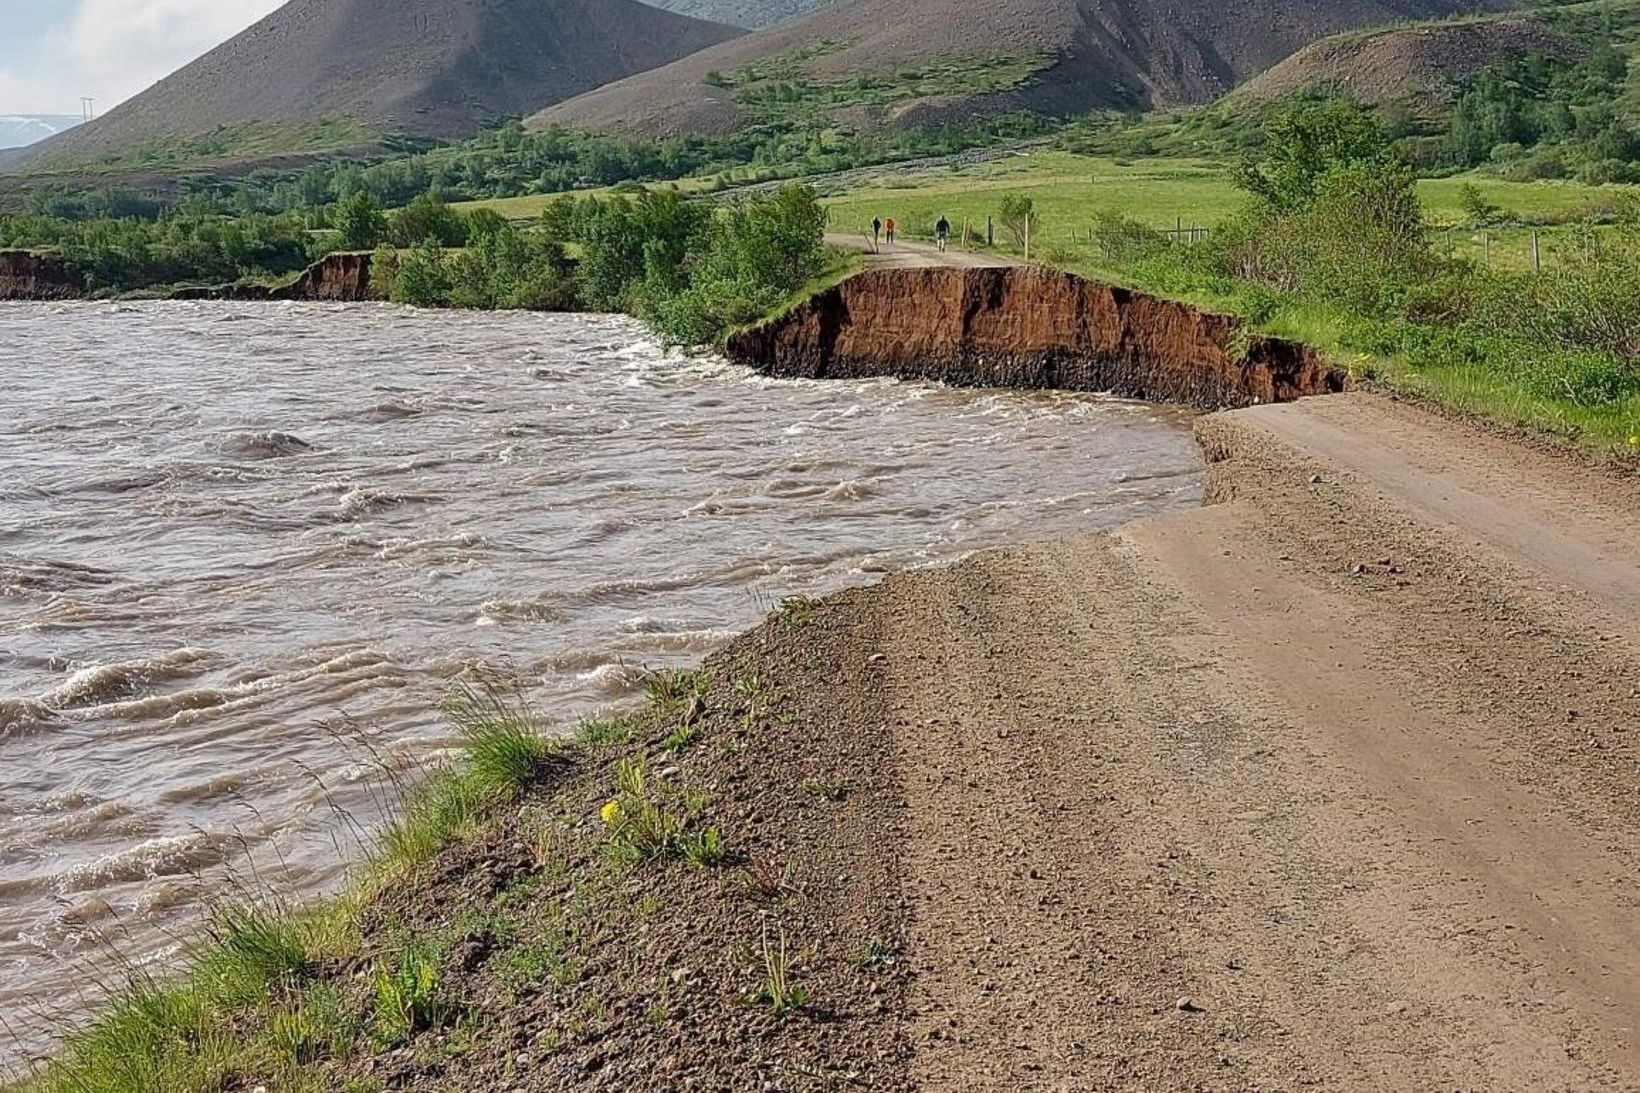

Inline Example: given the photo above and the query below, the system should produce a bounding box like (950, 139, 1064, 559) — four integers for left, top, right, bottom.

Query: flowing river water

(0, 301, 1201, 1058)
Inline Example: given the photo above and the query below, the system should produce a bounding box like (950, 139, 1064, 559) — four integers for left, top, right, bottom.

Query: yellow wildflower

(600, 798, 623, 825)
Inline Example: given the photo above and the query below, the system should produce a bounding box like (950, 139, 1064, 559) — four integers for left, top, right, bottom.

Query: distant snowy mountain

(0, 115, 83, 149)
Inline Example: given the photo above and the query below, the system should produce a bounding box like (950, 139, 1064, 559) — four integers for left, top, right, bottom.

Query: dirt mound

(1237, 16, 1580, 109)
(538, 0, 1510, 137)
(727, 267, 1345, 408)
(14, 0, 742, 172)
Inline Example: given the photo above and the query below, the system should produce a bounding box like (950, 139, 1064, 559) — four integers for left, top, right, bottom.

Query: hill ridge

(14, 0, 743, 173)
(538, 0, 1515, 138)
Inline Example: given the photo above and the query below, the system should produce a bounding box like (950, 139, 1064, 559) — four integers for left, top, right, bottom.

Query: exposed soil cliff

(171, 253, 374, 302)
(727, 267, 1345, 409)
(279, 252, 372, 301)
(0, 249, 84, 300)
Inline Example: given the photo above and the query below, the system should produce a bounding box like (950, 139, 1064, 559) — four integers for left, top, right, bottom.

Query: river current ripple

(0, 300, 1201, 1055)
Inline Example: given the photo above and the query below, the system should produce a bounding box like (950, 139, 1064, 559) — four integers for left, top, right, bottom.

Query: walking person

(885, 217, 897, 248)
(871, 216, 882, 253)
(935, 215, 950, 253)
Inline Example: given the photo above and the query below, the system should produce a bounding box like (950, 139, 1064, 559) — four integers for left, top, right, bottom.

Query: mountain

(13, 0, 743, 173)
(538, 0, 1514, 139)
(1235, 17, 1578, 110)
(0, 115, 82, 150)
(641, 0, 838, 29)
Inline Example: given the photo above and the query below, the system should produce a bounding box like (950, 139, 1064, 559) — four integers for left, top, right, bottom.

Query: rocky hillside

(1235, 16, 1579, 109)
(643, 0, 838, 29)
(13, 0, 742, 172)
(538, 0, 1514, 138)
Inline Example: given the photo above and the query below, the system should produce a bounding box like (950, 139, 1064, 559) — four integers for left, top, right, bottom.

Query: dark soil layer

(288, 610, 915, 1091)
(727, 266, 1345, 409)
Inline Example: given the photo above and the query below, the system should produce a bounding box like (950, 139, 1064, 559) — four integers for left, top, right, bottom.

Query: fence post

(1024, 216, 1031, 263)
(987, 216, 993, 247)
(1531, 230, 1541, 273)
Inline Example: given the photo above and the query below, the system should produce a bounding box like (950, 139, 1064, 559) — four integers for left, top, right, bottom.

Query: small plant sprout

(645, 668, 710, 718)
(777, 595, 818, 630)
(858, 937, 897, 969)
(664, 720, 700, 752)
(735, 675, 766, 732)
(371, 937, 451, 1046)
(681, 826, 727, 867)
(757, 925, 808, 1016)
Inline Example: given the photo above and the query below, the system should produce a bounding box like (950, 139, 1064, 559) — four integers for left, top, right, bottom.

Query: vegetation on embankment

(826, 101, 1640, 454)
(0, 182, 837, 349)
(15, 605, 912, 1092)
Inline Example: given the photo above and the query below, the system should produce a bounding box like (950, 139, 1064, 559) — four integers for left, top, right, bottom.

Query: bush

(998, 192, 1039, 250)
(391, 239, 454, 307)
(1090, 211, 1168, 263)
(335, 190, 386, 250)
(389, 191, 468, 248)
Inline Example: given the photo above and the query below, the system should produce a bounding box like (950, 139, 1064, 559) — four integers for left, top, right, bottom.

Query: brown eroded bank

(0, 250, 374, 302)
(727, 266, 1346, 409)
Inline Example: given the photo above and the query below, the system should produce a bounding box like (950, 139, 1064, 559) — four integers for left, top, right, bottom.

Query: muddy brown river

(0, 301, 1200, 1056)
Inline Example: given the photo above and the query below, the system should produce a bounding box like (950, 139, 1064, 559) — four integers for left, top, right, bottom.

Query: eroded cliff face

(0, 250, 85, 300)
(726, 268, 1345, 409)
(171, 253, 374, 302)
(281, 253, 372, 301)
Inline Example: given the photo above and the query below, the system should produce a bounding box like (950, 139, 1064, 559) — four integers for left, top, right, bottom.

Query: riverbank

(21, 388, 1639, 1091)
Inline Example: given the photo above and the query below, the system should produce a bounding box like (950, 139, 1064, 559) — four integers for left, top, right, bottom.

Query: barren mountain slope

(539, 0, 1514, 137)
(642, 0, 839, 29)
(1237, 16, 1579, 108)
(14, 0, 742, 172)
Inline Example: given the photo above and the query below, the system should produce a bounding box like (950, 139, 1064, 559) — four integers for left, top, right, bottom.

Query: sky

(0, 0, 282, 115)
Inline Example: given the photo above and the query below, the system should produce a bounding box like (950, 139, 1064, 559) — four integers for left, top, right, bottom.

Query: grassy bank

(16, 601, 911, 1091)
(819, 128, 1640, 455)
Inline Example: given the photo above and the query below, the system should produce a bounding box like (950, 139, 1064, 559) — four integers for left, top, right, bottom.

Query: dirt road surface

(824, 232, 1014, 270)
(787, 392, 1640, 1090)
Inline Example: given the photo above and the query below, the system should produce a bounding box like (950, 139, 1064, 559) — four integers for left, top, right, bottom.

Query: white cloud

(0, 0, 283, 114)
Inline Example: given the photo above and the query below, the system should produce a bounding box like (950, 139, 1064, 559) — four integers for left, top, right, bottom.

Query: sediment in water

(726, 266, 1345, 409)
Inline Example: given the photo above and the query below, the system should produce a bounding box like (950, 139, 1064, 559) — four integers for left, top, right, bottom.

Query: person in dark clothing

(871, 216, 882, 252)
(935, 215, 951, 252)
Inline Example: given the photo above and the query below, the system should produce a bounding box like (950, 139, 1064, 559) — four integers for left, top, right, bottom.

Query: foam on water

(0, 300, 1202, 1060)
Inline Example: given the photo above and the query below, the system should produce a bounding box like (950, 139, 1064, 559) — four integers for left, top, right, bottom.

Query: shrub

(389, 191, 469, 248)
(998, 192, 1038, 250)
(335, 189, 386, 250)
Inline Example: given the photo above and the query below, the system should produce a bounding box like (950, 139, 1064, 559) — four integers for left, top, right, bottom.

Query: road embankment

(25, 379, 1639, 1090)
(728, 266, 1346, 409)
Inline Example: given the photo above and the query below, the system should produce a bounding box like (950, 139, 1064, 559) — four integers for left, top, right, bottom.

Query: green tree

(392, 238, 453, 307)
(998, 193, 1038, 250)
(1238, 98, 1391, 212)
(336, 190, 386, 250)
(389, 191, 469, 248)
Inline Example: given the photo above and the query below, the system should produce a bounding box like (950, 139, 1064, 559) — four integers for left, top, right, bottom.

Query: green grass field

(821, 150, 1637, 271)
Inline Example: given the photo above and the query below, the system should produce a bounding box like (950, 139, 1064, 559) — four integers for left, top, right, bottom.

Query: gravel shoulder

(802, 390, 1640, 1089)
